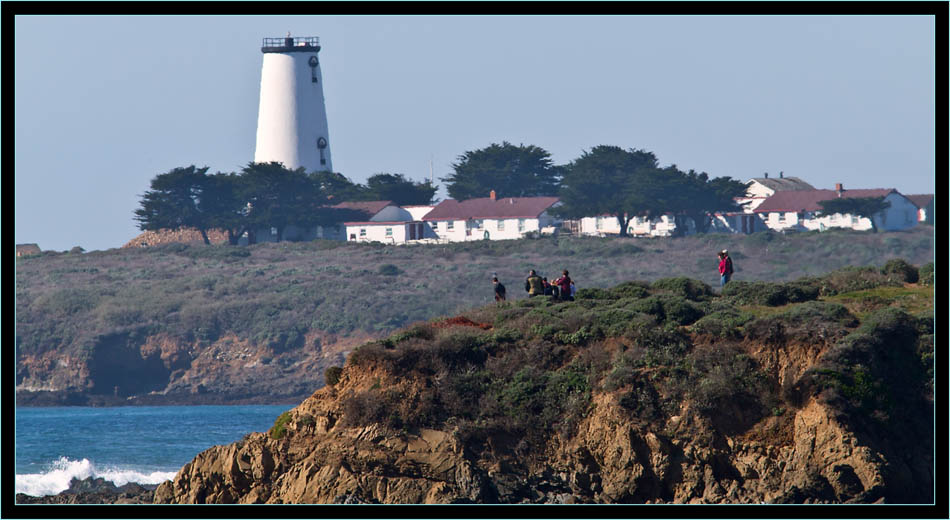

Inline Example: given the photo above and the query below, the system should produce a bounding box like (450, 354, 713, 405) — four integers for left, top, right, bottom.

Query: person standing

(554, 270, 573, 301)
(493, 277, 506, 302)
(718, 249, 734, 287)
(525, 270, 544, 297)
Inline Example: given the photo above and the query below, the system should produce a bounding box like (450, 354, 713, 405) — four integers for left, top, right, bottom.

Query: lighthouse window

(308, 56, 319, 83)
(317, 137, 328, 166)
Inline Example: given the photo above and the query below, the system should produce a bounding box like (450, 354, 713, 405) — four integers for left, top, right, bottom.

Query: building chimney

(835, 183, 843, 197)
(490, 190, 496, 201)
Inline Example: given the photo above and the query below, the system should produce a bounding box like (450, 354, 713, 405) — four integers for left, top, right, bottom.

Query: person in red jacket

(718, 250, 734, 287)
(553, 270, 574, 301)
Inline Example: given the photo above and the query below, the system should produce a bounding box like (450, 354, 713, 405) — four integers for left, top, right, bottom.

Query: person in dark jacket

(542, 277, 553, 296)
(493, 277, 506, 302)
(525, 270, 544, 297)
(718, 250, 734, 287)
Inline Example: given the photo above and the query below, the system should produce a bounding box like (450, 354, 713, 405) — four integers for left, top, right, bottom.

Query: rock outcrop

(154, 324, 933, 504)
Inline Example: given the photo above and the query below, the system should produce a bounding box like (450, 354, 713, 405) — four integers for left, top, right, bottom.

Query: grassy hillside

(15, 227, 933, 402)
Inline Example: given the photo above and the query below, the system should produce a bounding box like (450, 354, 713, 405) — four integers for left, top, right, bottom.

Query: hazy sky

(14, 14, 936, 252)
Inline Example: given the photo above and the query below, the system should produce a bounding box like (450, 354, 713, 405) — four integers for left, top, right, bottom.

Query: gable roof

(753, 189, 897, 213)
(422, 197, 559, 221)
(904, 194, 934, 209)
(748, 177, 816, 192)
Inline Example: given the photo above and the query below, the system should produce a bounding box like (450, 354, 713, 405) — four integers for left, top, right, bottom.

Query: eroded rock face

(153, 358, 931, 505)
(16, 331, 373, 406)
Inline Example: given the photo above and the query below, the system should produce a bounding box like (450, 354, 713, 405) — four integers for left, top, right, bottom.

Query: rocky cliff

(154, 271, 934, 504)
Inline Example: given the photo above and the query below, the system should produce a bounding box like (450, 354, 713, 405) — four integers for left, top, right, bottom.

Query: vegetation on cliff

(16, 227, 933, 405)
(154, 261, 933, 504)
(339, 264, 933, 463)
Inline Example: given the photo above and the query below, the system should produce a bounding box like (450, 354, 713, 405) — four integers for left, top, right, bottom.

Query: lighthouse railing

(262, 36, 320, 48)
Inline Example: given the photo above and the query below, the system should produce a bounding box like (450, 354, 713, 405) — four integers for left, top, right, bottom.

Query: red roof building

(753, 188, 897, 213)
(422, 196, 559, 221)
(752, 185, 918, 232)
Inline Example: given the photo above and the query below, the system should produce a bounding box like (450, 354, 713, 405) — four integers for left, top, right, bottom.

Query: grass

(824, 285, 936, 320)
(16, 228, 934, 399)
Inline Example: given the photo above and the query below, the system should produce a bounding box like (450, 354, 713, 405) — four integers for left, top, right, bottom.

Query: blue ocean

(15, 405, 292, 497)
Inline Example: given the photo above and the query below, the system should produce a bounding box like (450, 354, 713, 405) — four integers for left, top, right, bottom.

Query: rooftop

(753, 189, 898, 213)
(748, 176, 816, 192)
(422, 196, 559, 220)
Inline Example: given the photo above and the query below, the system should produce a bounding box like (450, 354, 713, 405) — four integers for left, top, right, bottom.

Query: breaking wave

(15, 456, 176, 497)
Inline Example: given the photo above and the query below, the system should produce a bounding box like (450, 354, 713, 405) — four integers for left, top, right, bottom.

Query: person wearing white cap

(718, 249, 734, 287)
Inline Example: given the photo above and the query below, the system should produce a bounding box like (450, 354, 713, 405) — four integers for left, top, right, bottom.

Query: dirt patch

(431, 316, 493, 330)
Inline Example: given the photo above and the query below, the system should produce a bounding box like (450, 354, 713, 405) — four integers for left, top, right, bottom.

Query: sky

(14, 12, 937, 252)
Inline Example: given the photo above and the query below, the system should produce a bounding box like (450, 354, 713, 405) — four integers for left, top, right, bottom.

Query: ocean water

(15, 404, 292, 497)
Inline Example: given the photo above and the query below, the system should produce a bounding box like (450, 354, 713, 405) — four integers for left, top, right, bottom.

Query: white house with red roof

(709, 173, 816, 234)
(752, 184, 918, 232)
(422, 191, 560, 242)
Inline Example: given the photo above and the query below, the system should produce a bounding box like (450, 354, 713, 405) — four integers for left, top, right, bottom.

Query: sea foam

(15, 457, 177, 497)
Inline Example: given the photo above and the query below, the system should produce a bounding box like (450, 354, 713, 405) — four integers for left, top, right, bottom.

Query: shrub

(917, 262, 934, 286)
(324, 366, 343, 386)
(651, 277, 714, 301)
(813, 266, 901, 296)
(691, 309, 753, 339)
(687, 345, 774, 418)
(800, 307, 927, 425)
(575, 287, 612, 300)
(609, 281, 651, 300)
(378, 264, 402, 276)
(881, 258, 919, 284)
(656, 294, 704, 326)
(268, 411, 293, 439)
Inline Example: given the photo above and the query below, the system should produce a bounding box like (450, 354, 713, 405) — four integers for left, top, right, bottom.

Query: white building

(422, 192, 560, 242)
(343, 202, 437, 244)
(573, 214, 688, 237)
(254, 35, 333, 173)
(753, 185, 919, 233)
(712, 173, 816, 234)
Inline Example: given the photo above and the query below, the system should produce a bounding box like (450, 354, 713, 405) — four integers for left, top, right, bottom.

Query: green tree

(241, 162, 328, 242)
(664, 168, 748, 235)
(817, 197, 891, 232)
(553, 146, 661, 237)
(359, 173, 437, 206)
(133, 166, 214, 244)
(310, 170, 364, 202)
(443, 142, 560, 200)
(202, 172, 252, 245)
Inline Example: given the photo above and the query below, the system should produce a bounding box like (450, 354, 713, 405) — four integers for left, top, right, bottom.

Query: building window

(518, 219, 526, 232)
(385, 227, 393, 237)
(777, 213, 786, 224)
(447, 221, 454, 231)
(497, 220, 505, 231)
(359, 228, 366, 237)
(595, 216, 603, 230)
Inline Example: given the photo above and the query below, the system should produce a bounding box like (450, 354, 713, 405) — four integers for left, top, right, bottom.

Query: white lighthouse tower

(254, 35, 332, 172)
